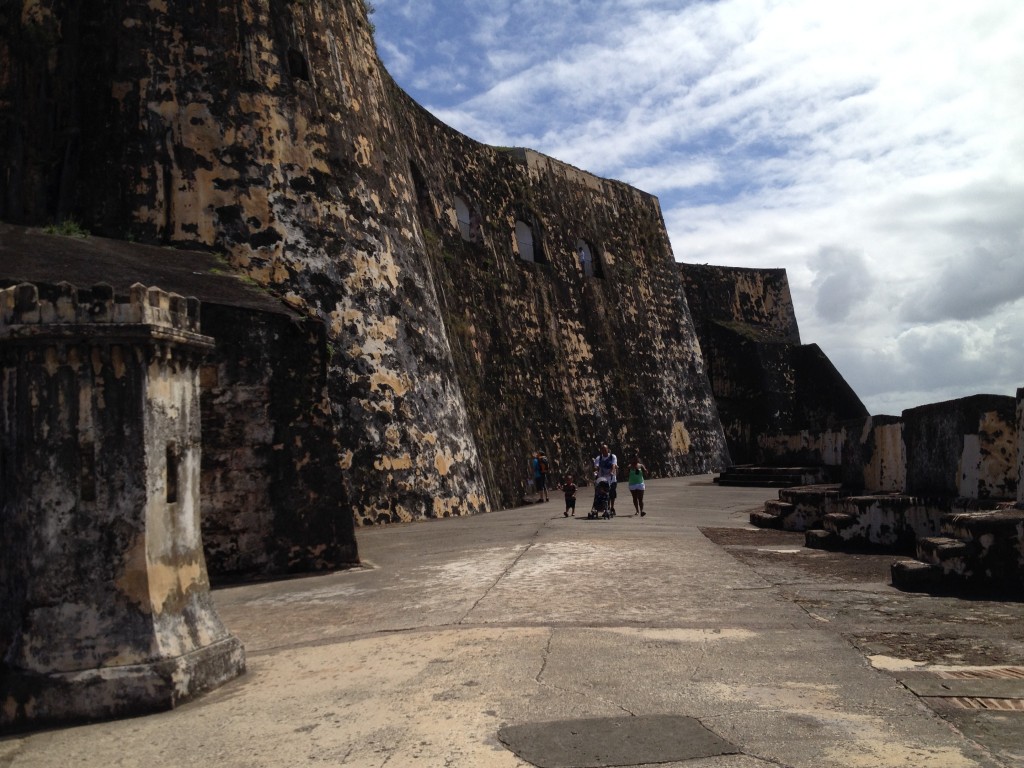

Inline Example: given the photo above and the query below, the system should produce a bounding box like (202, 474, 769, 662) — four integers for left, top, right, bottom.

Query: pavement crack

(690, 632, 710, 681)
(737, 751, 795, 767)
(536, 630, 554, 684)
(532, 629, 635, 715)
(458, 526, 543, 624)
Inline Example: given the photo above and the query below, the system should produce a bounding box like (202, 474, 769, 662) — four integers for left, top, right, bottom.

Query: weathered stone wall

(0, 0, 728, 521)
(957, 403, 1018, 500)
(1, 0, 494, 523)
(680, 263, 867, 465)
(792, 345, 866, 431)
(681, 264, 800, 344)
(857, 415, 906, 493)
(200, 303, 356, 579)
(390, 99, 729, 504)
(758, 425, 849, 468)
(903, 395, 1017, 499)
(0, 282, 244, 730)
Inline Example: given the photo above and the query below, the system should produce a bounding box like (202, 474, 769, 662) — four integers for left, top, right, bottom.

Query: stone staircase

(748, 484, 845, 530)
(804, 494, 953, 553)
(891, 508, 1024, 595)
(750, 485, 1024, 595)
(716, 465, 837, 488)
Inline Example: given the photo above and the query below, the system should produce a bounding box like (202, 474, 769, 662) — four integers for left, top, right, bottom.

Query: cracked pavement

(2, 476, 1020, 767)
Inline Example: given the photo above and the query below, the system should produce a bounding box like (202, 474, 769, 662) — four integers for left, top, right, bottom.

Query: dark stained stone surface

(497, 714, 737, 767)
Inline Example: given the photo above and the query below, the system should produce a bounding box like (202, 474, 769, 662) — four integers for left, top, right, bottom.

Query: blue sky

(371, 0, 1024, 416)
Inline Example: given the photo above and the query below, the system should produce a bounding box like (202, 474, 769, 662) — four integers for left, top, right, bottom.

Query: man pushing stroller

(593, 443, 618, 516)
(588, 477, 613, 519)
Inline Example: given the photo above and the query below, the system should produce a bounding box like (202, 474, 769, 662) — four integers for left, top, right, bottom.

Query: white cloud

(810, 246, 873, 323)
(622, 158, 722, 194)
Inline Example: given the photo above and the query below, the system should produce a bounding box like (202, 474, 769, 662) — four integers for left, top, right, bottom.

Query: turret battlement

(0, 282, 201, 334)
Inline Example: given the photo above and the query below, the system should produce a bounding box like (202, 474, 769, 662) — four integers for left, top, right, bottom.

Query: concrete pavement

(2, 475, 1022, 767)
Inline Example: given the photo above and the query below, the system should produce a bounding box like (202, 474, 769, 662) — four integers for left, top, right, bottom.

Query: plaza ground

(2, 475, 1022, 767)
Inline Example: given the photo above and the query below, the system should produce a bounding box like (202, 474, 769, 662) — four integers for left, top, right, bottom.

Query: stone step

(805, 529, 839, 550)
(821, 512, 856, 533)
(716, 477, 798, 488)
(718, 465, 814, 476)
(764, 500, 794, 516)
(749, 510, 783, 528)
(777, 484, 844, 504)
(715, 465, 836, 488)
(916, 536, 970, 567)
(941, 509, 1024, 540)
(891, 560, 942, 592)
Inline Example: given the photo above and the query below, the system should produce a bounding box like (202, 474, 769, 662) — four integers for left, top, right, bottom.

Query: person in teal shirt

(627, 454, 648, 516)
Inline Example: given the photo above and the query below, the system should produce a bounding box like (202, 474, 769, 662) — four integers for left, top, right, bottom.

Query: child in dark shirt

(560, 474, 578, 517)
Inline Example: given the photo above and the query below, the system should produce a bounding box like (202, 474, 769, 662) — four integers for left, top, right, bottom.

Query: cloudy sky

(370, 0, 1024, 416)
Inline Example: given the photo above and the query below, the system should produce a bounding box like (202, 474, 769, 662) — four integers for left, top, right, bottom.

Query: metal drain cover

(497, 714, 737, 768)
(899, 674, 1024, 700)
(945, 697, 1024, 711)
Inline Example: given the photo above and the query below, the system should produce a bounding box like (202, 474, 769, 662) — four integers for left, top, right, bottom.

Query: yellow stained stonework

(671, 421, 692, 455)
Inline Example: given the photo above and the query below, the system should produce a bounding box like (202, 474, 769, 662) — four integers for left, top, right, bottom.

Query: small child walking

(560, 474, 578, 517)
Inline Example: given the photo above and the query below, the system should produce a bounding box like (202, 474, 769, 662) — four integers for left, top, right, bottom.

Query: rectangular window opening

(166, 443, 179, 504)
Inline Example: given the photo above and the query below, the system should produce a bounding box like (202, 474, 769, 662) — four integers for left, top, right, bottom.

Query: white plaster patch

(823, 742, 978, 768)
(500, 541, 632, 582)
(867, 654, 929, 672)
(247, 583, 374, 607)
(427, 547, 526, 583)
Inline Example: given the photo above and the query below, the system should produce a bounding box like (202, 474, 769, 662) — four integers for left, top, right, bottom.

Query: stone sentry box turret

(0, 282, 244, 731)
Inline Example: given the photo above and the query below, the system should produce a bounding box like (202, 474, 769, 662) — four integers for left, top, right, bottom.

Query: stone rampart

(0, 0, 728, 521)
(680, 263, 866, 464)
(389, 89, 730, 505)
(904, 395, 1017, 499)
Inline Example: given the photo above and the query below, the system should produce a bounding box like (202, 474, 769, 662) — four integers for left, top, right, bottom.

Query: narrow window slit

(166, 443, 179, 503)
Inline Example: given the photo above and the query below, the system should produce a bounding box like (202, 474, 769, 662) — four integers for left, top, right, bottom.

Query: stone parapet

(0, 281, 206, 343)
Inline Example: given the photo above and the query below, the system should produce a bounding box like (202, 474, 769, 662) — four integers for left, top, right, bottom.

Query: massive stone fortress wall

(389, 92, 729, 505)
(0, 0, 729, 521)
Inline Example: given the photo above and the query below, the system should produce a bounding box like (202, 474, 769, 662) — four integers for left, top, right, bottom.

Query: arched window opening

(453, 196, 481, 243)
(286, 49, 310, 81)
(515, 220, 535, 262)
(576, 238, 603, 278)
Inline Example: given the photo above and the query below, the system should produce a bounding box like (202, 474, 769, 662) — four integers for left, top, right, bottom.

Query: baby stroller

(588, 479, 613, 519)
